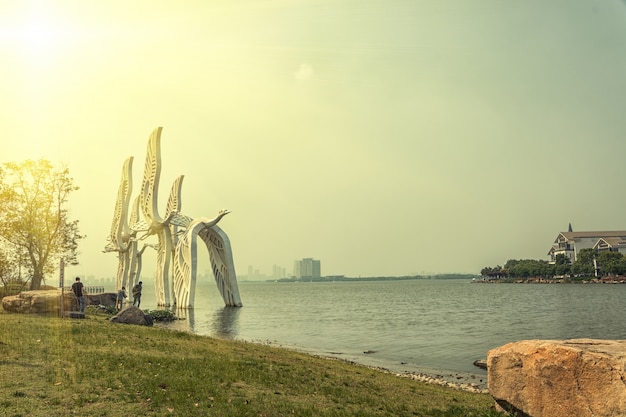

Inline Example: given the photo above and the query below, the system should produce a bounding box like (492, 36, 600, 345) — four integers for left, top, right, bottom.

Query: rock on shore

(110, 306, 154, 326)
(488, 339, 626, 417)
(2, 290, 116, 314)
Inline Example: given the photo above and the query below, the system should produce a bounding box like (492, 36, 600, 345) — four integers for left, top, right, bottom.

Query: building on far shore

(548, 224, 626, 264)
(293, 258, 321, 279)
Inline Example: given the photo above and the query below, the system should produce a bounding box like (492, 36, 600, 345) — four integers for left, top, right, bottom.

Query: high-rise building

(272, 264, 286, 279)
(293, 258, 321, 279)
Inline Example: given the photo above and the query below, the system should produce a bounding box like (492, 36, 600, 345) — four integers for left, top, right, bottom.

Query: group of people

(116, 281, 143, 310)
(70, 276, 143, 312)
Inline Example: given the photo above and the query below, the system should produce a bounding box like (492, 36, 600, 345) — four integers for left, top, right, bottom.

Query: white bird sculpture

(138, 127, 184, 306)
(103, 157, 136, 292)
(173, 209, 242, 308)
(104, 127, 243, 308)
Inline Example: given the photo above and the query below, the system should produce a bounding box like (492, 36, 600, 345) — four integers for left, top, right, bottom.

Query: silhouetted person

(132, 281, 143, 308)
(71, 277, 86, 313)
(116, 286, 127, 310)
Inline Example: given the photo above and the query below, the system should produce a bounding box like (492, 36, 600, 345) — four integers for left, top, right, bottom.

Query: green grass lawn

(0, 310, 504, 417)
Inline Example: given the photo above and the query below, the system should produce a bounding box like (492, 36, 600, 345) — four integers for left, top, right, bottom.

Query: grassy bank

(0, 310, 502, 417)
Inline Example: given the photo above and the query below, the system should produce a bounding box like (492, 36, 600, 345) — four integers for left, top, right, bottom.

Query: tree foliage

(503, 259, 554, 278)
(480, 265, 506, 278)
(0, 159, 84, 289)
(596, 251, 624, 275)
(571, 248, 596, 276)
(482, 249, 626, 279)
(0, 244, 16, 281)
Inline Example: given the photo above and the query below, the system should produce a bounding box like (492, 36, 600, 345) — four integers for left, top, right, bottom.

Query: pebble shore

(253, 338, 489, 394)
(317, 354, 488, 394)
(390, 370, 488, 394)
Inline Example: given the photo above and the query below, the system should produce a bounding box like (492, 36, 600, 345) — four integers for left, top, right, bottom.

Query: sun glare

(0, 3, 77, 67)
(18, 18, 61, 51)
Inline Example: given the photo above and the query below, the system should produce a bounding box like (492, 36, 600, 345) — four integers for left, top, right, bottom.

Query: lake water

(137, 279, 626, 389)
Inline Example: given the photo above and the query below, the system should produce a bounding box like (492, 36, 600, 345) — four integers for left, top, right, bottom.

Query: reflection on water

(152, 307, 194, 334)
(146, 281, 243, 337)
(158, 305, 241, 340)
(211, 307, 241, 338)
(171, 307, 195, 331)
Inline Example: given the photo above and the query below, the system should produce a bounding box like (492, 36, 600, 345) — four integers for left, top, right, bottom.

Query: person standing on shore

(132, 281, 142, 308)
(116, 287, 127, 310)
(71, 277, 86, 313)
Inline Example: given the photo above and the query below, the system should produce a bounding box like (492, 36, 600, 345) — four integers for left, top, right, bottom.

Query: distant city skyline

(246, 264, 289, 281)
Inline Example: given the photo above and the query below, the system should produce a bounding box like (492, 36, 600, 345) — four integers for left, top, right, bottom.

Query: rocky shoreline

(320, 355, 488, 393)
(385, 368, 487, 393)
(472, 277, 626, 284)
(249, 338, 489, 394)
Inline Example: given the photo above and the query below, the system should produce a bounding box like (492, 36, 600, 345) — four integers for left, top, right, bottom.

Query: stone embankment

(488, 339, 626, 417)
(473, 277, 626, 284)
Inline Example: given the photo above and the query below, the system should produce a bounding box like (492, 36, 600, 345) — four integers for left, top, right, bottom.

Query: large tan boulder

(2, 290, 62, 314)
(110, 306, 153, 326)
(2, 290, 117, 314)
(488, 339, 626, 417)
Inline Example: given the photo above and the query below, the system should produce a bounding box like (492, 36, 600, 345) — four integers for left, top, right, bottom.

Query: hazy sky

(2, 0, 626, 281)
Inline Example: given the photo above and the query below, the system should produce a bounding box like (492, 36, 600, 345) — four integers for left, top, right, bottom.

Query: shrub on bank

(144, 309, 178, 322)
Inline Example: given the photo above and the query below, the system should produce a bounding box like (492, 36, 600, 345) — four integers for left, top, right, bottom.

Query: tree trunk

(30, 269, 44, 290)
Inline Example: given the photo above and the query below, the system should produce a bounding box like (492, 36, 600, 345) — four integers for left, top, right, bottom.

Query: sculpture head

(204, 209, 230, 227)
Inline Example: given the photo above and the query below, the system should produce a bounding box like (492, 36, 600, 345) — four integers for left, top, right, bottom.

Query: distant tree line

(273, 274, 479, 283)
(481, 249, 626, 279)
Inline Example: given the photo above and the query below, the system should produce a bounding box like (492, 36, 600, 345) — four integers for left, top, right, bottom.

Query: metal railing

(63, 286, 105, 294)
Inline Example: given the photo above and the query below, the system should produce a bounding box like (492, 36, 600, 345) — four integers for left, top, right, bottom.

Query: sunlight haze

(2, 0, 626, 281)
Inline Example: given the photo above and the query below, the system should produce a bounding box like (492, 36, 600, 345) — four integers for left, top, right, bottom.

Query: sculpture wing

(173, 225, 195, 307)
(107, 157, 133, 251)
(129, 195, 139, 228)
(164, 175, 184, 223)
(140, 127, 163, 227)
(198, 224, 242, 307)
(129, 195, 150, 239)
(169, 213, 194, 228)
(129, 196, 143, 231)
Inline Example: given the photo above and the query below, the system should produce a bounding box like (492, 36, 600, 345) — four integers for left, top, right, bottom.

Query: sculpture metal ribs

(104, 127, 242, 308)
